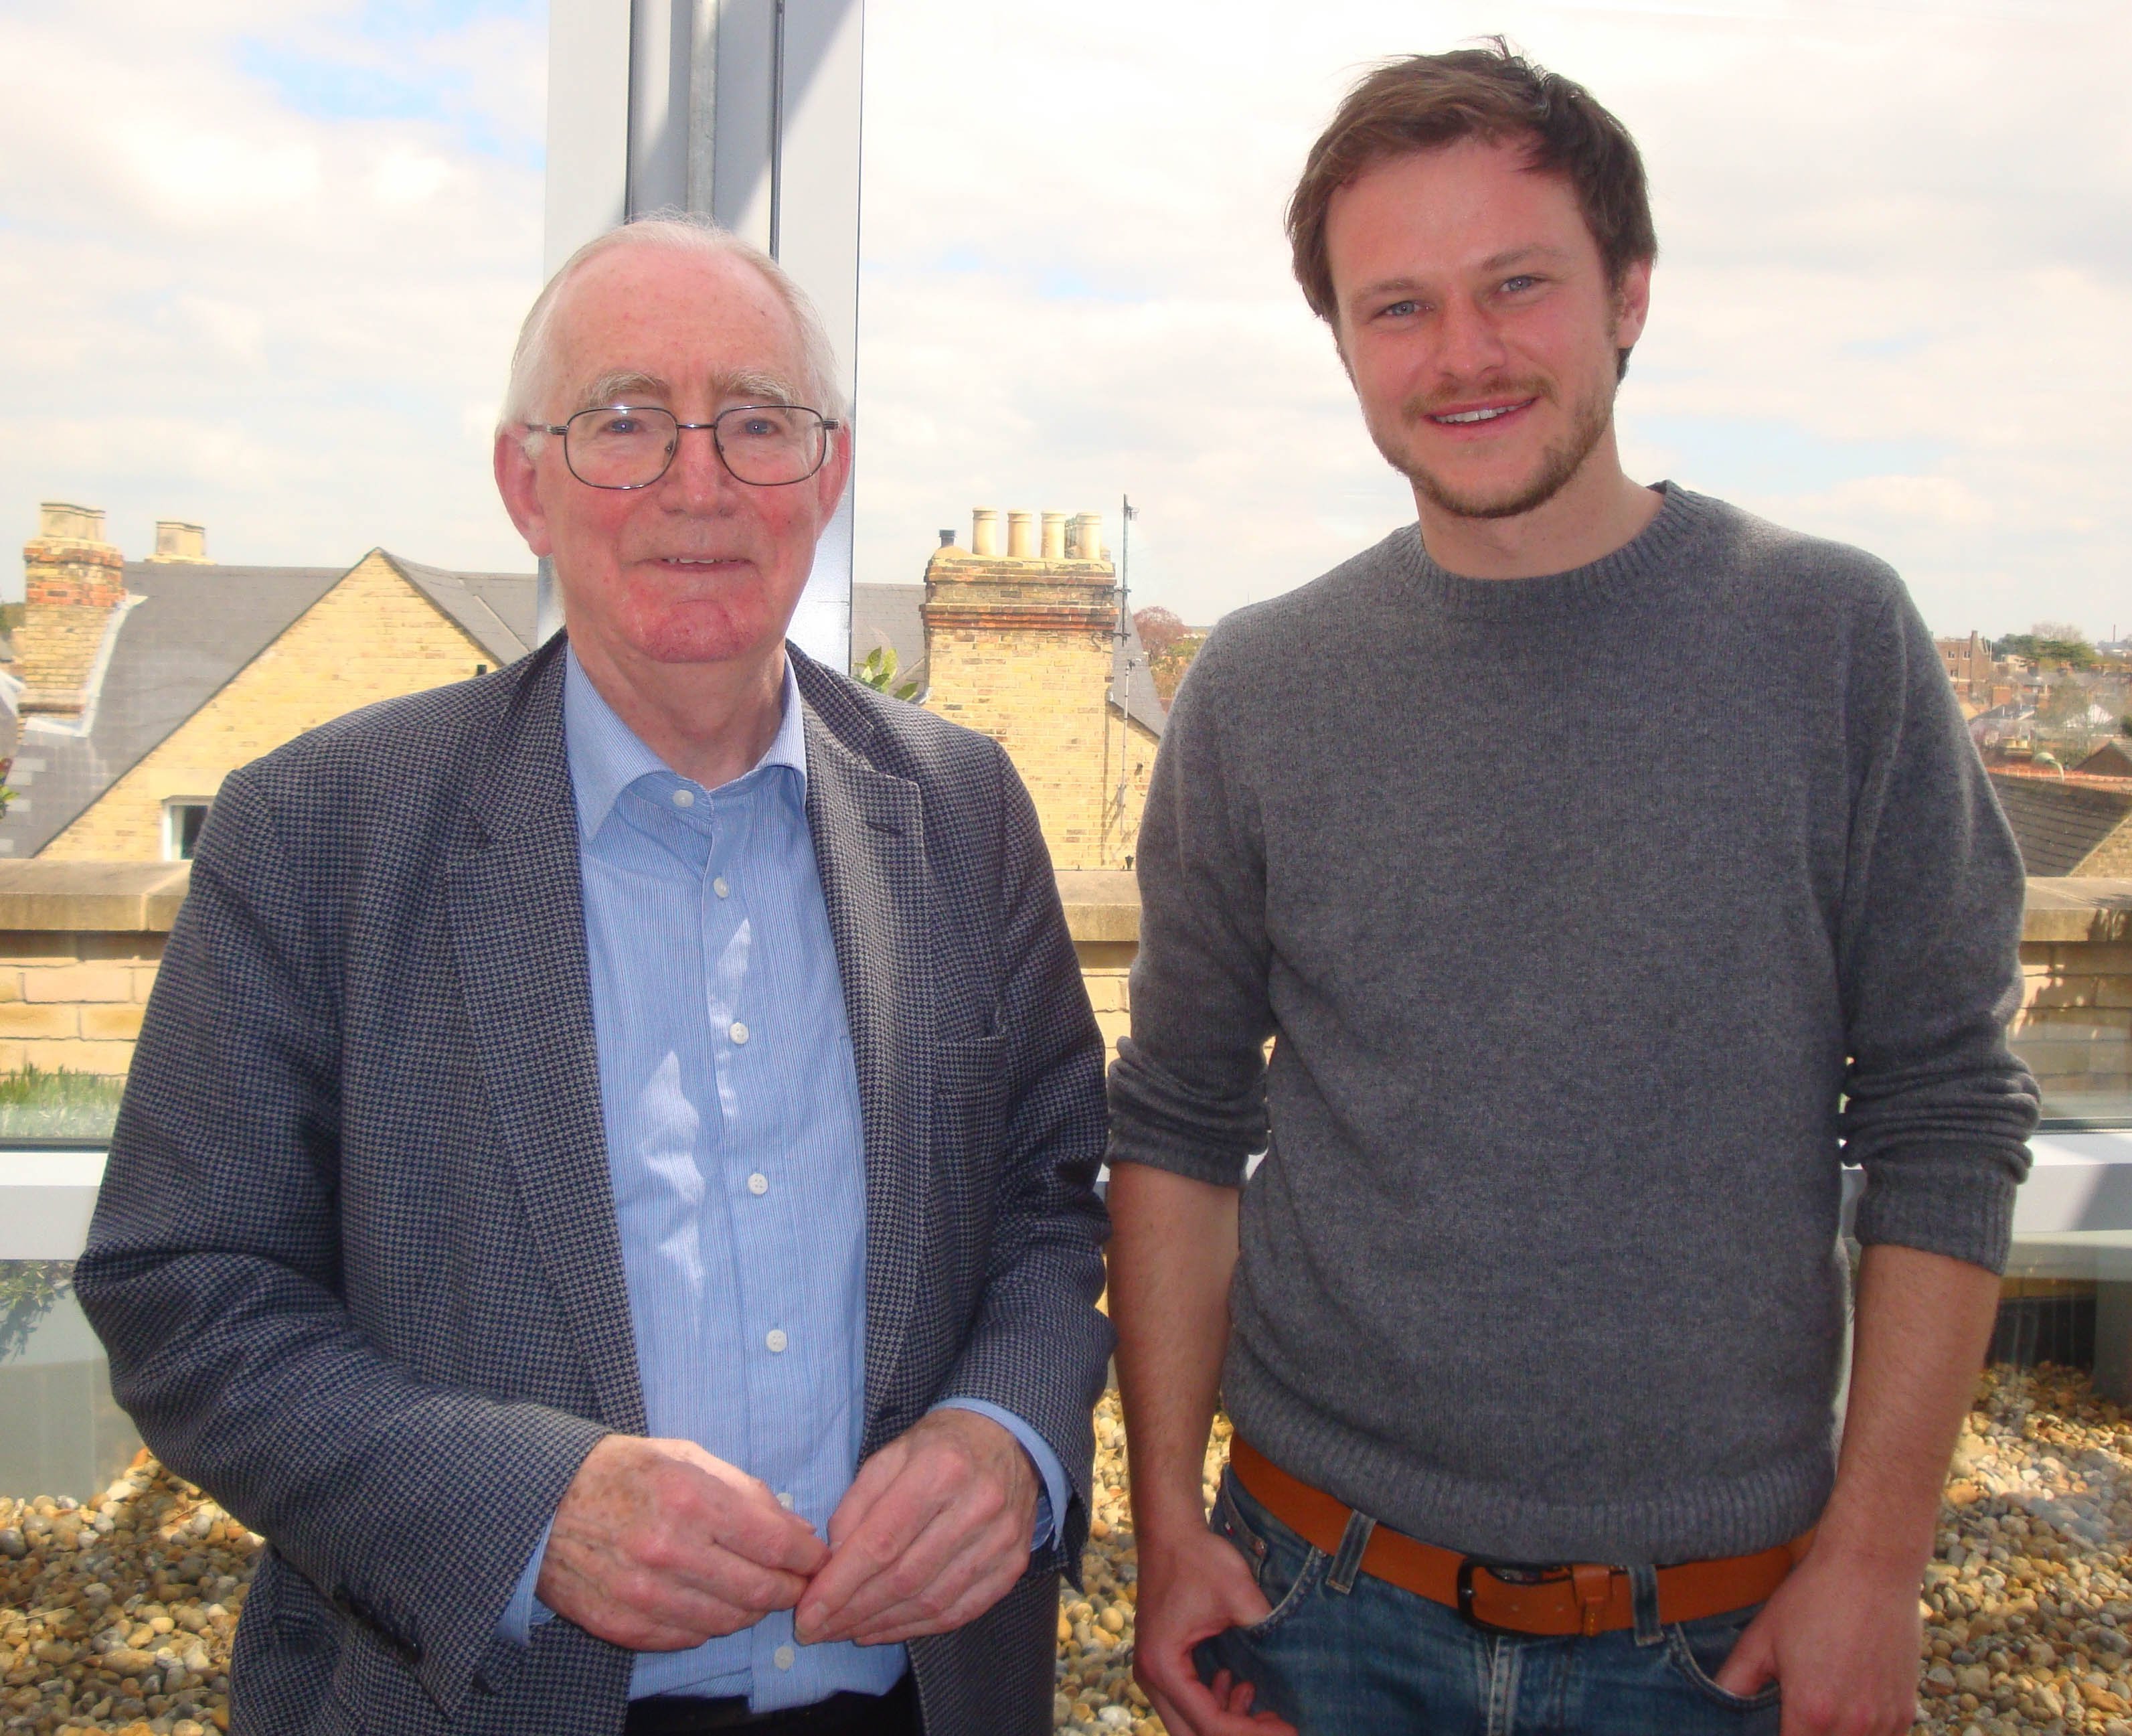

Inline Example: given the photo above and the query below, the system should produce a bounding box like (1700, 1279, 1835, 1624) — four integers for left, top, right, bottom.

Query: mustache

(1399, 379, 1555, 423)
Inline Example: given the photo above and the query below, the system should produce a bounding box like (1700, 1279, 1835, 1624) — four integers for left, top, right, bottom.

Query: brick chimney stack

(19, 503, 130, 719)
(922, 505, 1123, 868)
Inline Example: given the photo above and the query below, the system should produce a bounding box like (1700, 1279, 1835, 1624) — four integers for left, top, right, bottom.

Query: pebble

(1903, 1364, 2132, 1736)
(0, 1447, 248, 1735)
(4, 1366, 2124, 1733)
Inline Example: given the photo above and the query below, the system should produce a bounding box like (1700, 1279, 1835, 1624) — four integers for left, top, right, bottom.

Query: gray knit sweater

(1106, 484, 2038, 1565)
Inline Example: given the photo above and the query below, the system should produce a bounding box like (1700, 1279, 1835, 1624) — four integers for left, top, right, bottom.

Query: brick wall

(39, 554, 495, 860)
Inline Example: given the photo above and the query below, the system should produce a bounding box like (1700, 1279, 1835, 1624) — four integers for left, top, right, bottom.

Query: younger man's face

(1325, 135, 1649, 522)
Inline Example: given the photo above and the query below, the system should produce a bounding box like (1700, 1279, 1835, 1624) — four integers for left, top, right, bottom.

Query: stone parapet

(0, 862, 191, 932)
(0, 862, 2105, 1099)
(2016, 879, 2132, 1112)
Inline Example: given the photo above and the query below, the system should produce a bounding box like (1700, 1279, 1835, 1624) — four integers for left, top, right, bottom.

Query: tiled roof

(1988, 771, 2132, 876)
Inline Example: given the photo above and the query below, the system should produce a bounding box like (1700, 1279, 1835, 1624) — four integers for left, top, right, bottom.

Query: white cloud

(0, 2, 545, 589)
(851, 0, 2132, 635)
(3, 0, 2127, 644)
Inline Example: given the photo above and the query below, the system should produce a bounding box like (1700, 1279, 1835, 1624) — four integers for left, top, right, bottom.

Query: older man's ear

(494, 426, 554, 557)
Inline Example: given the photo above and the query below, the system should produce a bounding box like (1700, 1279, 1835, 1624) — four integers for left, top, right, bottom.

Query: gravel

(0, 1453, 249, 1735)
(4, 1367, 2125, 1734)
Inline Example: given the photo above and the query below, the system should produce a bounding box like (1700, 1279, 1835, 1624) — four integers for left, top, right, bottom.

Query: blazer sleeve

(72, 766, 610, 1719)
(934, 744, 1114, 1576)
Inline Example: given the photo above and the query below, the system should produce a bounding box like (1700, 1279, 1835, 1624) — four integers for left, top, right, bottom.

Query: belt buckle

(1454, 1557, 1568, 1634)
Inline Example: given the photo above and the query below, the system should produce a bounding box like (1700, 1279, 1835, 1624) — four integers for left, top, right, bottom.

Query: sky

(4, 0, 2127, 641)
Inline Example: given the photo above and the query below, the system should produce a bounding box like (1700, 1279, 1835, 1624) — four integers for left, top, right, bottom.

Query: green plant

(856, 645, 920, 701)
(0, 1260, 72, 1364)
(0, 1063, 127, 1140)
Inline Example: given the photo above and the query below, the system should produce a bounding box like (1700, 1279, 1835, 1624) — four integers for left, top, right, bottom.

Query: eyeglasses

(534, 404, 840, 489)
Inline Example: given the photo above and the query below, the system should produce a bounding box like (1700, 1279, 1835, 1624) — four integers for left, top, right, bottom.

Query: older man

(75, 217, 1112, 1736)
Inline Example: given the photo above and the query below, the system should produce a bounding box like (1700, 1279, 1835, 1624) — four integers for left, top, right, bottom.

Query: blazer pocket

(934, 1033, 1008, 1094)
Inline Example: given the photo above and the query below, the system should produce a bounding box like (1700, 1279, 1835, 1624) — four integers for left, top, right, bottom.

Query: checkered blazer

(75, 637, 1114, 1736)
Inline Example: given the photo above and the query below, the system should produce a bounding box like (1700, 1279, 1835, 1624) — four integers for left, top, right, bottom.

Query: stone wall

(0, 868, 1147, 1080)
(2014, 880, 2132, 1111)
(0, 866, 185, 1076)
(5, 866, 2125, 1116)
(39, 554, 494, 860)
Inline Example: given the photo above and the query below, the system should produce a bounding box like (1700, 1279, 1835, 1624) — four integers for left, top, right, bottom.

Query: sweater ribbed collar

(1399, 481, 1716, 616)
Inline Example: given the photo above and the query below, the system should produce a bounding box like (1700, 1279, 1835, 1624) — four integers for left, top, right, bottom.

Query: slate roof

(0, 554, 536, 859)
(853, 582, 1165, 738)
(1989, 771, 2132, 876)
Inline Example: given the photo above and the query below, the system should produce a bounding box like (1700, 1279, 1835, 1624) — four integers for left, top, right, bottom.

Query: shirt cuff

(932, 1398, 1068, 1551)
(498, 1514, 559, 1647)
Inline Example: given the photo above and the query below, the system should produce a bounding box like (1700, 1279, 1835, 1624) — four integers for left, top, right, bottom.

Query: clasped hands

(535, 1407, 1039, 1652)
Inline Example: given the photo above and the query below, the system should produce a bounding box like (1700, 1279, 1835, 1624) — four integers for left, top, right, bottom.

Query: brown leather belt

(1229, 1439, 1811, 1638)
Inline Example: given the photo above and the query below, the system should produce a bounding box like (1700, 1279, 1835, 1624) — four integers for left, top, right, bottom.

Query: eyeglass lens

(564, 406, 827, 489)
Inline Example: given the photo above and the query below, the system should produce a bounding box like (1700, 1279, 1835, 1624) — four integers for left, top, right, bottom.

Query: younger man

(1108, 44, 2035, 1736)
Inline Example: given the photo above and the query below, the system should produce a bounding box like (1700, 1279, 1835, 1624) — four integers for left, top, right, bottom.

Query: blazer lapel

(445, 645, 649, 1435)
(799, 681, 931, 1455)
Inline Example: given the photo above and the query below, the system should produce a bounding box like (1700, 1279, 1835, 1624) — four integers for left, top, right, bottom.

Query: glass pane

(0, 1261, 141, 1503)
(0, 1068, 125, 1143)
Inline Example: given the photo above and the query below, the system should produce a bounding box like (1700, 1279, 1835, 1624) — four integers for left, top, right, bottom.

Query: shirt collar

(564, 643, 808, 840)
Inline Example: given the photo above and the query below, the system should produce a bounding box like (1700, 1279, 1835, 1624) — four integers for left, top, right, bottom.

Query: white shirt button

(776, 1490, 795, 1510)
(773, 1644, 795, 1670)
(729, 1020, 750, 1044)
(671, 787, 695, 809)
(766, 1328, 789, 1353)
(713, 876, 730, 898)
(748, 1172, 768, 1196)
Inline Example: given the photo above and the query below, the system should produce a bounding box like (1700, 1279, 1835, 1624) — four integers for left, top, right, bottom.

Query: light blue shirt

(500, 649, 1064, 1710)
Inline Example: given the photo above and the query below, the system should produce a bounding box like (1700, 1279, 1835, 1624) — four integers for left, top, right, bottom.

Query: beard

(1371, 371, 1616, 522)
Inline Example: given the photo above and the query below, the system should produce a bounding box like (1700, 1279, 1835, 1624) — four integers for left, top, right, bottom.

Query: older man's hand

(793, 1408, 1038, 1646)
(538, 1435, 829, 1651)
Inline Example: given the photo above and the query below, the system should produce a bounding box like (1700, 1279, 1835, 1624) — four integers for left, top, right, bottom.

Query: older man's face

(498, 245, 847, 673)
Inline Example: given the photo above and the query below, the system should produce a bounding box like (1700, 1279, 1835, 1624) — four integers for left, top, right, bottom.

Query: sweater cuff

(1849, 1145, 2020, 1274)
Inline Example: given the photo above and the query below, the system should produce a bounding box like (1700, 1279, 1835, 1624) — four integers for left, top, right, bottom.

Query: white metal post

(538, 0, 862, 667)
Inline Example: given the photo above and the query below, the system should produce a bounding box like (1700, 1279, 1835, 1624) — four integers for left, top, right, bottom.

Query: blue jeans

(1194, 1466, 1781, 1735)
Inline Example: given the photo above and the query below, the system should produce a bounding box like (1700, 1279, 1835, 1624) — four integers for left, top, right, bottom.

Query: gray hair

(500, 212, 847, 447)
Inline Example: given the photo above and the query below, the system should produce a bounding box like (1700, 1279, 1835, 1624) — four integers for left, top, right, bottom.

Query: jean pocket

(1208, 1468, 1327, 1638)
(1663, 1605, 1781, 1711)
(1237, 1544, 1328, 1638)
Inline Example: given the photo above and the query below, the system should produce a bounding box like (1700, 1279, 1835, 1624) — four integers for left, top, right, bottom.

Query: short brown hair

(1287, 40, 1657, 327)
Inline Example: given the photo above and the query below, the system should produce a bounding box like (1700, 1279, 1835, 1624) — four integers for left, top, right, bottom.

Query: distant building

(1, 498, 1167, 870)
(2074, 740, 2132, 779)
(2, 503, 534, 861)
(1938, 631, 1993, 700)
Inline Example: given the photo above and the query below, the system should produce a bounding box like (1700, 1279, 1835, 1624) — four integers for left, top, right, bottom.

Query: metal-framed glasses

(537, 404, 839, 489)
